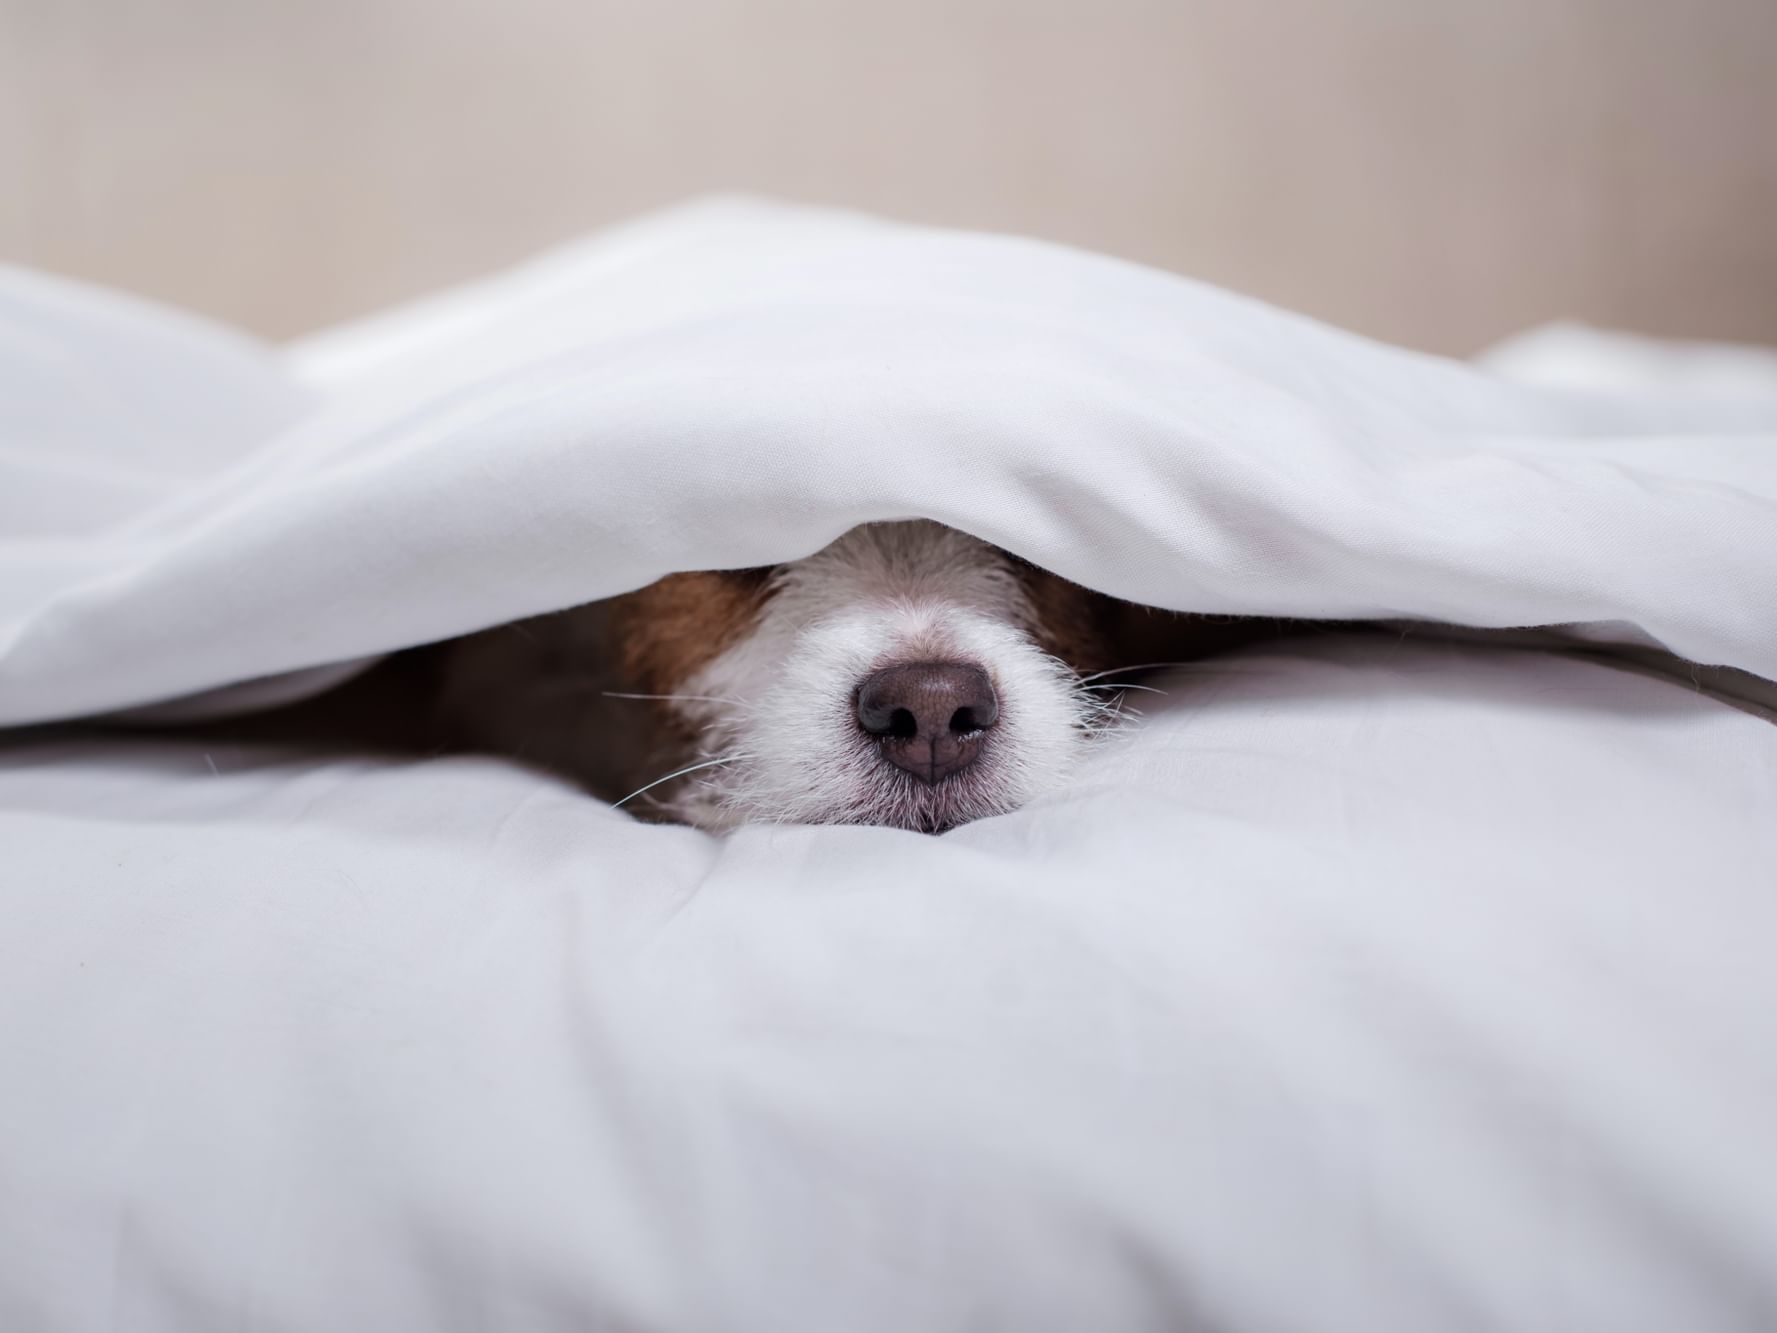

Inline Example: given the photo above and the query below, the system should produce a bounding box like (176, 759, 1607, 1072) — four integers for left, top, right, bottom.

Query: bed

(3, 200, 1775, 1332)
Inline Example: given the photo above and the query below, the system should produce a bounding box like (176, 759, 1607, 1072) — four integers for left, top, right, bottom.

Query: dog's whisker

(603, 691, 748, 706)
(436, 522, 1161, 831)
(612, 754, 750, 809)
(1075, 661, 1208, 684)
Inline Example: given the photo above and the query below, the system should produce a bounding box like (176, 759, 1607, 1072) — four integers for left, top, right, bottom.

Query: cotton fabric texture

(2, 200, 1775, 1333)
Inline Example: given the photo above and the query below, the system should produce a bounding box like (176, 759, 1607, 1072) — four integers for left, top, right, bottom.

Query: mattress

(2, 199, 1775, 1332)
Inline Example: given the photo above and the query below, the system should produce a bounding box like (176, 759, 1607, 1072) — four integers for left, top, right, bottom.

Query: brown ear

(612, 570, 773, 697)
(1014, 559, 1300, 677)
(415, 599, 699, 805)
(1092, 599, 1300, 672)
(1014, 563, 1122, 675)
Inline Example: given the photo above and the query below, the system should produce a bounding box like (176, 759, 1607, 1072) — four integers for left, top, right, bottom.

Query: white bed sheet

(4, 198, 1777, 726)
(3, 199, 1777, 1332)
(4, 635, 1775, 1333)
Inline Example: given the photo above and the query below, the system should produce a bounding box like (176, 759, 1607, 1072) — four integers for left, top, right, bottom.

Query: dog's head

(613, 521, 1124, 831)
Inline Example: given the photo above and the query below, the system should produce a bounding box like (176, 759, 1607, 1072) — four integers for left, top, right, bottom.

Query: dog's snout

(856, 662, 999, 785)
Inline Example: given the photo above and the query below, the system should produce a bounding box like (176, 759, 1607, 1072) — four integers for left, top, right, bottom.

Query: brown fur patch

(1012, 559, 1290, 677)
(1012, 564, 1120, 676)
(613, 569, 774, 696)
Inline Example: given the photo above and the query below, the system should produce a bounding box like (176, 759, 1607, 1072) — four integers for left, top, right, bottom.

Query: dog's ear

(610, 569, 774, 697)
(1008, 552, 1294, 677)
(1011, 561, 1122, 675)
(1093, 599, 1285, 667)
(422, 600, 693, 804)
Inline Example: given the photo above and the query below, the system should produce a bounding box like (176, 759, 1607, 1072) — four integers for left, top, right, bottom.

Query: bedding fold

(3, 633, 1774, 1333)
(4, 201, 1777, 1333)
(2, 197, 1775, 726)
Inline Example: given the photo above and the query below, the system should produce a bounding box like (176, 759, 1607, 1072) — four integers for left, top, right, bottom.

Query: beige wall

(4, 0, 1774, 353)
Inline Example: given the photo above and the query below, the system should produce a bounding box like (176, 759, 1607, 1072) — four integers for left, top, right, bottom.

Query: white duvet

(2, 199, 1775, 1332)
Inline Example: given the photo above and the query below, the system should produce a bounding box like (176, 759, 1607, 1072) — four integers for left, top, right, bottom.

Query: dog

(415, 520, 1267, 832)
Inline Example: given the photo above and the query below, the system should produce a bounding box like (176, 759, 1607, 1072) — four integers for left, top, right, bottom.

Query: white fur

(668, 522, 1100, 831)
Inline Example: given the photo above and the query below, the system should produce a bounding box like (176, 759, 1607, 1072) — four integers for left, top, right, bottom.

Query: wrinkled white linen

(3, 201, 1776, 1333)
(3, 636, 1775, 1333)
(2, 198, 1775, 725)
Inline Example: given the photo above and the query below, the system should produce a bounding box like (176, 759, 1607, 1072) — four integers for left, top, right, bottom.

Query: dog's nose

(855, 662, 999, 784)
